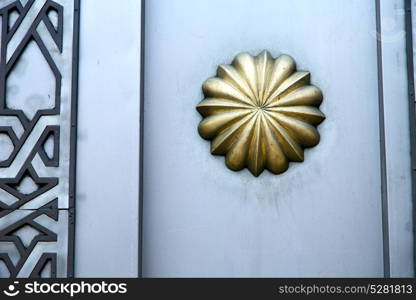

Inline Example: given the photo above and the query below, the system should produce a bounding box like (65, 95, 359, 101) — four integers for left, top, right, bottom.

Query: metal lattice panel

(0, 0, 79, 278)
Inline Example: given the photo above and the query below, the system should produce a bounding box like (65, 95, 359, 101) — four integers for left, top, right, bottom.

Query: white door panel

(142, 0, 388, 277)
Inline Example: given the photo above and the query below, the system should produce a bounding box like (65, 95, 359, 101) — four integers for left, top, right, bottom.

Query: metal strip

(404, 0, 416, 277)
(375, 0, 391, 278)
(138, 0, 145, 278)
(68, 0, 80, 278)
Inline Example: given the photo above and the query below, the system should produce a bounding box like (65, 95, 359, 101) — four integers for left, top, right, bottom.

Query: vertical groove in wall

(68, 0, 80, 278)
(404, 0, 416, 277)
(138, 0, 145, 278)
(375, 0, 391, 278)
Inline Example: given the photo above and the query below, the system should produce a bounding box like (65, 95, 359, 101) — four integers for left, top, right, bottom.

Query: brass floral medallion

(196, 51, 325, 176)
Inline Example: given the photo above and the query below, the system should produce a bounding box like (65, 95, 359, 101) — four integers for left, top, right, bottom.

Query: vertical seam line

(138, 0, 145, 278)
(404, 0, 416, 277)
(375, 0, 391, 278)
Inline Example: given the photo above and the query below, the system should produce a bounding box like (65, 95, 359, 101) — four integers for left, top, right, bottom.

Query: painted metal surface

(74, 0, 141, 277)
(0, 0, 79, 278)
(142, 0, 386, 277)
(0, 0, 410, 278)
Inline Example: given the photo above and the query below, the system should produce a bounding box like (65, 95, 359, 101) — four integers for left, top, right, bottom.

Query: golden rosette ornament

(196, 51, 325, 176)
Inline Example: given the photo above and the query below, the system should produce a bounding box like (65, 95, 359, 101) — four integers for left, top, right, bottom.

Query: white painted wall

(75, 0, 141, 277)
(142, 0, 385, 277)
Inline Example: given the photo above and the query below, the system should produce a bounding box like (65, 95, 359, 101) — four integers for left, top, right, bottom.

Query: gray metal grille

(0, 0, 79, 278)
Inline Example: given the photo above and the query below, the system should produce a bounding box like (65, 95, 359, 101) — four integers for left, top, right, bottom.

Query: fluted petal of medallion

(196, 50, 325, 176)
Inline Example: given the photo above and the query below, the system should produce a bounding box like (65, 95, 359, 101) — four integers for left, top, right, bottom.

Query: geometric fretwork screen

(0, 0, 79, 278)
